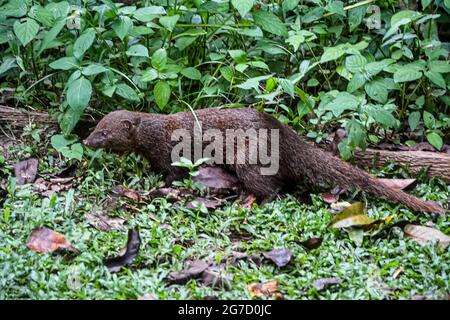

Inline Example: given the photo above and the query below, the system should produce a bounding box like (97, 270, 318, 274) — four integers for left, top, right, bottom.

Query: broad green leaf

(365, 80, 388, 103)
(345, 54, 367, 73)
(330, 202, 374, 229)
(428, 60, 450, 74)
(67, 77, 92, 111)
(181, 67, 201, 80)
(320, 46, 345, 63)
(82, 64, 108, 76)
(423, 111, 435, 129)
(425, 71, 446, 89)
(133, 6, 166, 22)
(325, 1, 345, 16)
(73, 28, 96, 58)
(37, 17, 66, 56)
(426, 132, 443, 150)
(421, 0, 433, 9)
(154, 81, 171, 109)
(220, 66, 234, 82)
(408, 111, 421, 131)
(279, 78, 295, 97)
(112, 16, 133, 40)
(253, 10, 288, 37)
(159, 14, 180, 32)
(151, 48, 167, 70)
(322, 92, 359, 116)
(13, 19, 39, 46)
(49, 57, 79, 70)
(51, 134, 74, 150)
(141, 68, 158, 82)
(116, 83, 140, 101)
(394, 65, 422, 83)
(347, 73, 366, 92)
(126, 44, 149, 57)
(0, 58, 17, 77)
(60, 107, 82, 135)
(3, 0, 27, 17)
(231, 0, 254, 17)
(29, 5, 54, 27)
(366, 105, 396, 127)
(236, 75, 271, 91)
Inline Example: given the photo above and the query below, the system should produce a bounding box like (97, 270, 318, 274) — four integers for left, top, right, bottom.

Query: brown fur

(84, 108, 446, 214)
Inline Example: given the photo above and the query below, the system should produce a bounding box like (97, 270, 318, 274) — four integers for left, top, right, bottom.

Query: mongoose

(84, 108, 446, 214)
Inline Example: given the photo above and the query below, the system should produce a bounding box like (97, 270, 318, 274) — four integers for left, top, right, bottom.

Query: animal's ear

(121, 119, 133, 130)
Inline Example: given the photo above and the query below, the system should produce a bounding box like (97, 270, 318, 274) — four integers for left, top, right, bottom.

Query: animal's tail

(293, 136, 446, 214)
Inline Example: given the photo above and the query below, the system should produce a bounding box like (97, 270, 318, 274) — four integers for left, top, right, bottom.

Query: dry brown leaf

(247, 280, 282, 299)
(26, 227, 77, 254)
(404, 224, 450, 249)
(378, 178, 417, 191)
(167, 260, 210, 284)
(312, 277, 343, 291)
(186, 197, 223, 210)
(263, 249, 293, 267)
(240, 194, 257, 209)
(193, 166, 240, 190)
(112, 185, 141, 201)
(104, 228, 141, 273)
(85, 211, 126, 232)
(14, 158, 39, 185)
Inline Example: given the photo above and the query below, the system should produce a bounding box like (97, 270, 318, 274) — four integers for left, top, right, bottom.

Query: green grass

(0, 137, 449, 300)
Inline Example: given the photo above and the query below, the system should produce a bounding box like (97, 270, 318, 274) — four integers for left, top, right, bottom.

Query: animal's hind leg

(235, 165, 283, 204)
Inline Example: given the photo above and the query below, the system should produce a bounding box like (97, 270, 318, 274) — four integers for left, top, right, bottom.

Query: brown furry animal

(84, 108, 446, 214)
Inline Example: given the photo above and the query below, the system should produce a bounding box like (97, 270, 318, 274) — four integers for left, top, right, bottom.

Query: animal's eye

(102, 131, 108, 137)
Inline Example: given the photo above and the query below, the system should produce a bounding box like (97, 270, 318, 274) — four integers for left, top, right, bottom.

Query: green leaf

(236, 75, 271, 91)
(116, 83, 140, 101)
(408, 111, 420, 131)
(151, 48, 167, 70)
(82, 64, 108, 76)
(0, 58, 17, 77)
(421, 0, 433, 9)
(279, 78, 295, 98)
(425, 71, 446, 89)
(325, 1, 345, 16)
(394, 65, 422, 83)
(345, 54, 367, 73)
(51, 134, 74, 150)
(322, 92, 359, 116)
(49, 57, 79, 70)
(330, 202, 374, 229)
(159, 14, 180, 32)
(67, 77, 92, 111)
(366, 105, 396, 128)
(141, 68, 158, 82)
(181, 67, 201, 80)
(126, 44, 149, 57)
(365, 80, 388, 103)
(13, 18, 39, 46)
(231, 0, 254, 17)
(37, 17, 66, 56)
(112, 16, 133, 41)
(428, 60, 450, 74)
(347, 73, 366, 92)
(320, 46, 345, 63)
(3, 0, 28, 17)
(220, 66, 234, 82)
(423, 111, 435, 129)
(60, 107, 82, 135)
(73, 28, 96, 58)
(133, 6, 166, 22)
(252, 10, 288, 37)
(154, 81, 171, 109)
(426, 132, 443, 150)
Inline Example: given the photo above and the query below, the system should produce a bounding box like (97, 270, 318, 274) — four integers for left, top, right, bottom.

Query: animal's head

(83, 110, 141, 152)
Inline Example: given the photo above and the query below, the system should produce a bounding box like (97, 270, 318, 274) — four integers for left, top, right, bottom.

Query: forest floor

(0, 133, 449, 300)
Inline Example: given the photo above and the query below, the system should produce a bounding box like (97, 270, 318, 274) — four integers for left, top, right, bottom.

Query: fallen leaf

(230, 251, 262, 265)
(321, 193, 340, 203)
(329, 202, 374, 229)
(193, 166, 240, 190)
(167, 260, 210, 284)
(202, 266, 233, 289)
(111, 186, 141, 201)
(14, 158, 39, 185)
(329, 201, 352, 214)
(85, 211, 126, 232)
(312, 277, 343, 291)
(404, 224, 450, 249)
(26, 227, 77, 254)
(263, 249, 293, 267)
(104, 228, 141, 272)
(393, 267, 404, 279)
(240, 194, 257, 208)
(247, 280, 282, 299)
(186, 197, 223, 210)
(346, 228, 364, 246)
(299, 237, 323, 250)
(378, 178, 417, 191)
(33, 177, 73, 197)
(145, 187, 187, 201)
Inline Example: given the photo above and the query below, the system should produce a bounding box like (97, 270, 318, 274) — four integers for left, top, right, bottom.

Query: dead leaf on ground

(263, 249, 293, 267)
(14, 158, 38, 185)
(104, 228, 141, 272)
(193, 166, 240, 190)
(85, 211, 126, 232)
(202, 266, 233, 289)
(247, 280, 282, 299)
(33, 177, 73, 197)
(329, 202, 374, 229)
(404, 224, 450, 249)
(111, 185, 141, 202)
(378, 178, 417, 191)
(299, 237, 323, 250)
(312, 277, 343, 291)
(26, 227, 78, 254)
(329, 201, 352, 214)
(240, 194, 257, 209)
(145, 187, 188, 201)
(167, 260, 210, 284)
(230, 251, 262, 266)
(186, 197, 223, 210)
